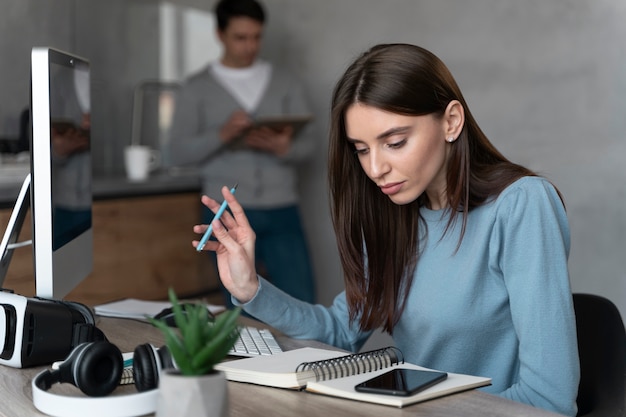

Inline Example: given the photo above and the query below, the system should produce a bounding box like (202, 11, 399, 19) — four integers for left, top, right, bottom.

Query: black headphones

(131, 342, 174, 392)
(32, 341, 175, 417)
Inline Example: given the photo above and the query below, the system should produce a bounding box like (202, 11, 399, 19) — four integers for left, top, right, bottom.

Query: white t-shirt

(210, 60, 272, 113)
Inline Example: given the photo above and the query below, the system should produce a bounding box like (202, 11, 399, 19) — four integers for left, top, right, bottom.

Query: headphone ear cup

(69, 341, 123, 397)
(133, 344, 160, 392)
(157, 345, 174, 370)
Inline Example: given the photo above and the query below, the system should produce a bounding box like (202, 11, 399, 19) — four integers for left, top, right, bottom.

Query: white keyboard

(229, 326, 283, 357)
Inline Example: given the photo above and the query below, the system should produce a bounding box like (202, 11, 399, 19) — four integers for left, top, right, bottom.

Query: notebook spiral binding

(120, 367, 134, 385)
(295, 346, 404, 382)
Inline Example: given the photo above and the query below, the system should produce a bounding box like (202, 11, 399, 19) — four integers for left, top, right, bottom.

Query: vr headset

(0, 291, 106, 368)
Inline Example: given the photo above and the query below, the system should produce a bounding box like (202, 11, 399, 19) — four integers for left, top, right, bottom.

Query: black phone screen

(354, 368, 448, 397)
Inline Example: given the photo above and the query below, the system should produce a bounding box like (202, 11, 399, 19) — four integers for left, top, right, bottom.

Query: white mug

(124, 145, 160, 181)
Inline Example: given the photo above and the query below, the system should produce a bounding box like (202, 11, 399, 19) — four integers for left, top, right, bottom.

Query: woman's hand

(193, 186, 259, 303)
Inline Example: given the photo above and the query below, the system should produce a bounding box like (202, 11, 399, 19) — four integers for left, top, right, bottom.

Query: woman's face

(345, 103, 452, 209)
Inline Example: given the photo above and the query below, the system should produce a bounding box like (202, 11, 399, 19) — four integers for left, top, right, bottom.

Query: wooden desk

(0, 316, 566, 417)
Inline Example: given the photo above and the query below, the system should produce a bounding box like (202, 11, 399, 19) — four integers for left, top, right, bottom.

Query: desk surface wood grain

(0, 315, 566, 417)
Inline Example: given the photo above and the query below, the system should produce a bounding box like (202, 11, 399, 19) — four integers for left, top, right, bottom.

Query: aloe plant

(149, 288, 241, 376)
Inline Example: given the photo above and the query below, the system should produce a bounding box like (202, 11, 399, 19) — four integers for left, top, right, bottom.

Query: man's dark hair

(214, 0, 266, 31)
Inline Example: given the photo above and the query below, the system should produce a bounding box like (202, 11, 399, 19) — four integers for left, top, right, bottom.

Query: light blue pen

(196, 184, 238, 251)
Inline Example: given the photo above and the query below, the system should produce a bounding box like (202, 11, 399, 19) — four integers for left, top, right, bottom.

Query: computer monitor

(0, 47, 93, 299)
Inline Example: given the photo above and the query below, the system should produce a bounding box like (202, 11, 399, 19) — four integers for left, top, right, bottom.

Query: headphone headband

(32, 373, 158, 417)
(31, 341, 165, 417)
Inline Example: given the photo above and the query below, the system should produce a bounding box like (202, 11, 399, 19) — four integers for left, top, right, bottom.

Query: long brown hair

(328, 44, 536, 333)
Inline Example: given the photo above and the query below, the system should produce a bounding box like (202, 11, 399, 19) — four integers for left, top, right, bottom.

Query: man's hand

(219, 110, 253, 144)
(244, 125, 293, 156)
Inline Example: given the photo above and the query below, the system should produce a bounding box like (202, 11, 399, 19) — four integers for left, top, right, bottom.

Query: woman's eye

(354, 147, 368, 155)
(387, 139, 407, 149)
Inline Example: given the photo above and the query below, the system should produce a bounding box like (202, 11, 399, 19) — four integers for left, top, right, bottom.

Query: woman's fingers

(198, 191, 236, 231)
(212, 220, 259, 302)
(201, 194, 222, 213)
(193, 187, 259, 302)
(220, 186, 252, 230)
(211, 219, 239, 253)
(193, 189, 238, 249)
(194, 186, 253, 252)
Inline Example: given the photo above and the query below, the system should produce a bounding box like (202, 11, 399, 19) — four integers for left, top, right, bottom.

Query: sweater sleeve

(168, 76, 226, 166)
(272, 71, 317, 164)
(235, 277, 371, 353)
(493, 178, 579, 416)
(259, 68, 319, 164)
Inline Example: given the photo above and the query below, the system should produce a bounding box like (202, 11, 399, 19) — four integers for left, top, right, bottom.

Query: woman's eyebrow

(347, 126, 412, 143)
(376, 126, 411, 140)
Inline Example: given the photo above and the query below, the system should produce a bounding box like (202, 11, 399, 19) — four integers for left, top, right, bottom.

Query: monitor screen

(30, 47, 93, 299)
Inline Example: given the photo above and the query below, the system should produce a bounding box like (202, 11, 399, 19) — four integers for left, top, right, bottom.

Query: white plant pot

(156, 370, 229, 417)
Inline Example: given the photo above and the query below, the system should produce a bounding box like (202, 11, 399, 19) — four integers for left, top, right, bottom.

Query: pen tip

(233, 183, 238, 190)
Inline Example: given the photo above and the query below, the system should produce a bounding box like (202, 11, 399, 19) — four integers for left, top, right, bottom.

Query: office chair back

(573, 293, 626, 417)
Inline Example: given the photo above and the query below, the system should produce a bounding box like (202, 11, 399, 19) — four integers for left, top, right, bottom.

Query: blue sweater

(238, 177, 580, 416)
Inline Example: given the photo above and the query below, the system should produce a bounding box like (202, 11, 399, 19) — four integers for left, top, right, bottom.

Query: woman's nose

(368, 150, 390, 179)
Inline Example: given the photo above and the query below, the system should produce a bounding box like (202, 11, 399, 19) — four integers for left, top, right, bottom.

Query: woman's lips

(379, 182, 403, 195)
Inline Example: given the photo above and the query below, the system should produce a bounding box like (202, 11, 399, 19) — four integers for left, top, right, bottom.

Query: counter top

(0, 168, 202, 209)
(93, 169, 201, 199)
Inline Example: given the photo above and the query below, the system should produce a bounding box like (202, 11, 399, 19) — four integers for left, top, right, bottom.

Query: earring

(446, 137, 456, 143)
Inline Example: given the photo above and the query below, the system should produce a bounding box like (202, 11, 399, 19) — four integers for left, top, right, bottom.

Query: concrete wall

(0, 0, 161, 175)
(0, 1, 73, 141)
(254, 0, 626, 321)
(1, 0, 624, 322)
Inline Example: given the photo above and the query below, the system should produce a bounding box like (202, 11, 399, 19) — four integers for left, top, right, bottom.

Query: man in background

(170, 0, 317, 304)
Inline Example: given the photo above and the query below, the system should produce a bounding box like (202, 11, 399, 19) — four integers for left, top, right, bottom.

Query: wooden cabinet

(0, 192, 221, 305)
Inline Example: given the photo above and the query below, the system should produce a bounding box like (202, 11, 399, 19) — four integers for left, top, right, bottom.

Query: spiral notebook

(215, 346, 491, 408)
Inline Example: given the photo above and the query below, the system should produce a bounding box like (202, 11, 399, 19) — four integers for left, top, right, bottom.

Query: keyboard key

(229, 326, 283, 357)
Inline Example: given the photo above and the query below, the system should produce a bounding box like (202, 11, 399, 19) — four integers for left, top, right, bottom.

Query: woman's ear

(444, 100, 464, 142)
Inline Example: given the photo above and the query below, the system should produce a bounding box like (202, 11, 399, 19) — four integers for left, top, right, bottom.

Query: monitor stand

(0, 174, 32, 288)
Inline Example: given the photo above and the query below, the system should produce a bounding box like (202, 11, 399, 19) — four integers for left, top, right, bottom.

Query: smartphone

(354, 368, 448, 397)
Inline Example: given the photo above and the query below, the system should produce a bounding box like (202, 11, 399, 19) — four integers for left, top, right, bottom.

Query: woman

(195, 44, 579, 416)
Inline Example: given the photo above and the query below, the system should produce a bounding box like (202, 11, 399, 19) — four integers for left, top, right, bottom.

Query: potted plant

(148, 288, 241, 417)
